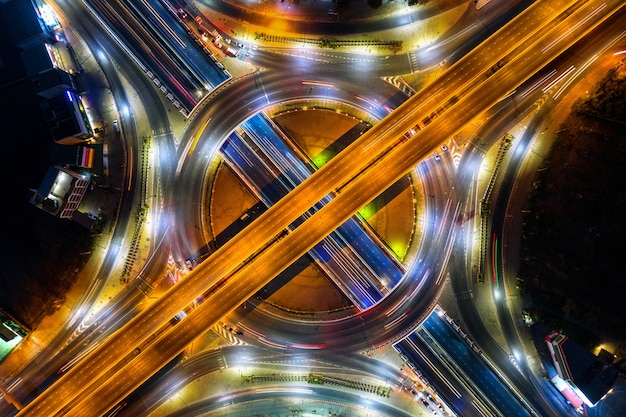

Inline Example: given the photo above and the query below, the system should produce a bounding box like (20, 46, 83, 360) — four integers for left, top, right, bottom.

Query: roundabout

(208, 107, 421, 318)
(170, 70, 456, 351)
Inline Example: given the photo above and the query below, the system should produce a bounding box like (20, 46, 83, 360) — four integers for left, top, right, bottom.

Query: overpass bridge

(16, 0, 624, 415)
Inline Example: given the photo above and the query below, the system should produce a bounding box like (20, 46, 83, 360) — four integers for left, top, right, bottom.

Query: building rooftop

(1, 0, 52, 49)
(532, 322, 619, 406)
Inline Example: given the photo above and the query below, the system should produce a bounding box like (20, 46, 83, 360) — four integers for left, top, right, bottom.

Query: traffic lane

(24, 1, 616, 412)
(222, 157, 459, 351)
(64, 221, 370, 415)
(88, 0, 200, 109)
(234, 0, 626, 352)
(133, 0, 227, 88)
(56, 0, 612, 404)
(122, 345, 405, 416)
(419, 316, 530, 417)
(223, 132, 383, 308)
(221, 133, 287, 203)
(242, 114, 404, 285)
(401, 333, 498, 417)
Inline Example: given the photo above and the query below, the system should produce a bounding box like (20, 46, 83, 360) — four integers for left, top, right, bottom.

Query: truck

(225, 47, 238, 57)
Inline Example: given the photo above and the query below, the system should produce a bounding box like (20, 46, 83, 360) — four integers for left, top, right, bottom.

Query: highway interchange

(2, 0, 626, 416)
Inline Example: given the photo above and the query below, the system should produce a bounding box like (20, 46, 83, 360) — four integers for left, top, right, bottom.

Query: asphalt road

(13, 0, 624, 416)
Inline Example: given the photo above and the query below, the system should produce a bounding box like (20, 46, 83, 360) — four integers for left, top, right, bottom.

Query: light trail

(541, 2, 607, 54)
(177, 117, 211, 175)
(140, 0, 186, 50)
(541, 65, 576, 93)
(519, 69, 557, 99)
(57, 343, 100, 374)
(491, 233, 498, 286)
(127, 146, 133, 192)
(301, 80, 334, 88)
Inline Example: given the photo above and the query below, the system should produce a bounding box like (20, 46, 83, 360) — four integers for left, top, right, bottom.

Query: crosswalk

(382, 75, 416, 97)
(212, 323, 248, 346)
(408, 50, 419, 73)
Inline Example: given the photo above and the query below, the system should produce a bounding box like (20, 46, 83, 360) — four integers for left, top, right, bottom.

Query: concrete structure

(2, 0, 54, 50)
(30, 165, 93, 224)
(49, 142, 101, 170)
(532, 323, 619, 409)
(31, 66, 74, 99)
(40, 89, 92, 143)
(1, 0, 90, 144)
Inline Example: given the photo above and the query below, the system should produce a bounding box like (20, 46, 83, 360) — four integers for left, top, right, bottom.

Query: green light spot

(311, 149, 336, 169)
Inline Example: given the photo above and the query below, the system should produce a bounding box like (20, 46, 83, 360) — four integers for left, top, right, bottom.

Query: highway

(14, 0, 625, 416)
(222, 115, 403, 308)
(418, 309, 530, 417)
(120, 345, 411, 416)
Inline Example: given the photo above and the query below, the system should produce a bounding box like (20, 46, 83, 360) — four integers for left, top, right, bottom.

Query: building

(1, 0, 92, 144)
(50, 142, 101, 170)
(2, 0, 55, 49)
(544, 330, 618, 408)
(30, 165, 93, 224)
(40, 89, 93, 144)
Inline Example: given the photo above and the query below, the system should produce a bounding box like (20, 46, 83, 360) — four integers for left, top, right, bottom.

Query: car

(236, 42, 244, 48)
(170, 311, 186, 324)
(433, 152, 441, 161)
(441, 144, 449, 151)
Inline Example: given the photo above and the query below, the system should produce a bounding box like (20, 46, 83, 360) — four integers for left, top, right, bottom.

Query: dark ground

(0, 16, 92, 330)
(518, 59, 626, 363)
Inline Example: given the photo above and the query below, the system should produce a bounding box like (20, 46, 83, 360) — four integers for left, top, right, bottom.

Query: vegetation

(518, 59, 626, 360)
(0, 206, 92, 330)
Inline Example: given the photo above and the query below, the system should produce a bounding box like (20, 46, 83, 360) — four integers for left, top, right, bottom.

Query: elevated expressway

(17, 0, 624, 416)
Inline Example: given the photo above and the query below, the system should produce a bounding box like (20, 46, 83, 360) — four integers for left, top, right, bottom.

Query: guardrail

(476, 134, 513, 283)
